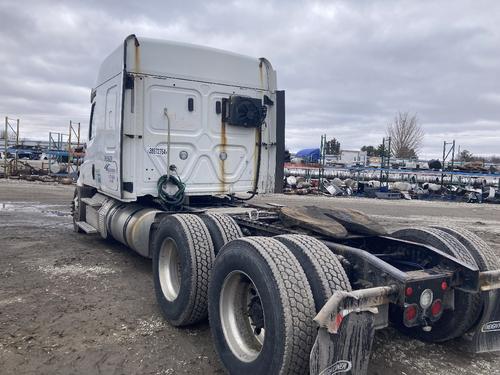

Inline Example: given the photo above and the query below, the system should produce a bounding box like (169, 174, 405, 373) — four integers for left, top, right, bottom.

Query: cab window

(89, 102, 96, 140)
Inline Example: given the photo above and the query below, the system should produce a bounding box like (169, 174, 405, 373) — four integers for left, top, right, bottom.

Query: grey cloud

(0, 0, 499, 158)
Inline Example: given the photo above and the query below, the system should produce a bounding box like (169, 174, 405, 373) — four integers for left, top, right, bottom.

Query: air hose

(234, 121, 262, 201)
(157, 107, 185, 207)
(157, 173, 185, 207)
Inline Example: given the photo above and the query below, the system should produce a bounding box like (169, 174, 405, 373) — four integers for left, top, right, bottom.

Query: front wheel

(71, 188, 83, 233)
(208, 237, 316, 375)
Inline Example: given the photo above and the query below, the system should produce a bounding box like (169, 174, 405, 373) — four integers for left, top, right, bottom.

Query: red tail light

(441, 281, 448, 290)
(431, 299, 443, 317)
(405, 287, 413, 297)
(404, 304, 418, 323)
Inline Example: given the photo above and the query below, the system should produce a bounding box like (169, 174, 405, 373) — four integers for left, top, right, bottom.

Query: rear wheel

(390, 227, 481, 342)
(200, 213, 243, 254)
(209, 237, 316, 375)
(152, 214, 215, 326)
(391, 226, 477, 265)
(431, 225, 499, 271)
(275, 234, 351, 312)
(432, 226, 500, 332)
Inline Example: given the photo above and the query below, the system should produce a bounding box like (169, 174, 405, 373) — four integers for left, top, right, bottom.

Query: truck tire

(208, 237, 316, 375)
(390, 227, 481, 342)
(200, 213, 243, 254)
(391, 227, 477, 265)
(431, 225, 499, 271)
(152, 214, 215, 326)
(275, 234, 351, 312)
(71, 188, 83, 233)
(431, 226, 499, 331)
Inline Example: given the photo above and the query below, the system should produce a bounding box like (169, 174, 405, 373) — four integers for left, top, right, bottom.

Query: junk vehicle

(73, 35, 500, 374)
(6, 145, 42, 160)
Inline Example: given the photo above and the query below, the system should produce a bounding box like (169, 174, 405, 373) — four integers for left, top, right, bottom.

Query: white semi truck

(73, 35, 500, 374)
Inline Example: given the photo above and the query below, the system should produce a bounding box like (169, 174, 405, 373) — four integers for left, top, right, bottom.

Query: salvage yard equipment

(73, 35, 500, 374)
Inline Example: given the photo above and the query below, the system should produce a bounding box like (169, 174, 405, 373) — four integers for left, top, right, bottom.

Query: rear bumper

(314, 285, 398, 334)
(314, 268, 500, 355)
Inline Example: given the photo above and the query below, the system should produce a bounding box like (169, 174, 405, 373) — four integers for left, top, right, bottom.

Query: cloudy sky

(0, 0, 499, 158)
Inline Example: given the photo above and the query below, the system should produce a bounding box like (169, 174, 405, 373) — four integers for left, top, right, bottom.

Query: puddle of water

(0, 202, 70, 217)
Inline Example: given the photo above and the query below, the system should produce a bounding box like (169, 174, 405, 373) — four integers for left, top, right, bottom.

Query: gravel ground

(1, 180, 499, 374)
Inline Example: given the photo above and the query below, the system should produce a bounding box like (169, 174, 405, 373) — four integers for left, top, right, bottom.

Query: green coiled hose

(157, 174, 186, 207)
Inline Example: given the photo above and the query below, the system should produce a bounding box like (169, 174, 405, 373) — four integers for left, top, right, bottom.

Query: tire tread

(240, 237, 316, 375)
(275, 234, 351, 311)
(431, 225, 499, 271)
(173, 214, 215, 324)
(201, 213, 242, 254)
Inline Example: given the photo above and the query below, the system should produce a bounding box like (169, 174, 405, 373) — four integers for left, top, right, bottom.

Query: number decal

(147, 147, 168, 155)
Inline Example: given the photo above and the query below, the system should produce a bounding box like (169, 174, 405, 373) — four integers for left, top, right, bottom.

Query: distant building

(340, 149, 367, 166)
(325, 149, 368, 167)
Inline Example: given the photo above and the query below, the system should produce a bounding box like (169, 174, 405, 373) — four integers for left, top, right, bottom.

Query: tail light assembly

(430, 299, 443, 320)
(403, 304, 419, 326)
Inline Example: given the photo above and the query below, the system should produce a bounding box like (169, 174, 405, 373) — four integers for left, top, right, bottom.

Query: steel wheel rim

(158, 238, 181, 301)
(220, 271, 265, 362)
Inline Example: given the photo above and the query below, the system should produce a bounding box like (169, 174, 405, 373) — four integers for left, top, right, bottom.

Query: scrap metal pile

(284, 175, 500, 204)
(0, 159, 74, 184)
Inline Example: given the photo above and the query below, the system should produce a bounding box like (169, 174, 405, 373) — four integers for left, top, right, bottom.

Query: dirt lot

(1, 180, 499, 374)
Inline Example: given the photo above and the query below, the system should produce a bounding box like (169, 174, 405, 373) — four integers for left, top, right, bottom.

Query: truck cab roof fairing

(95, 36, 274, 91)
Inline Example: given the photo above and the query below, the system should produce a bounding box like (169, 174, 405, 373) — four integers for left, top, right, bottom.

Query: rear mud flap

(465, 290, 500, 353)
(310, 312, 375, 375)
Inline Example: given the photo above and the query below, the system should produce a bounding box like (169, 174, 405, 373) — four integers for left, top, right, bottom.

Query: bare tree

(459, 149, 474, 162)
(387, 112, 424, 158)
